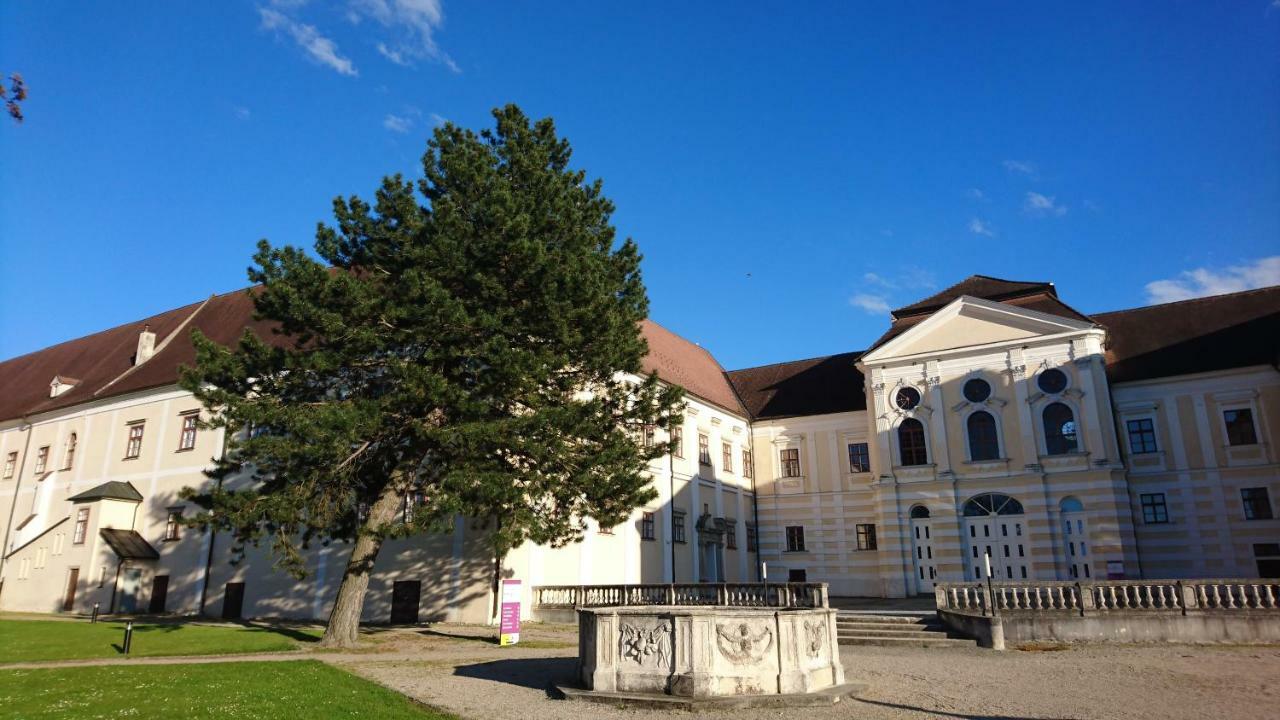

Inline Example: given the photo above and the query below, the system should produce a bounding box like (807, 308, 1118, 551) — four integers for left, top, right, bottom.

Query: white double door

(963, 514, 1030, 581)
(1061, 513, 1091, 579)
(909, 519, 937, 595)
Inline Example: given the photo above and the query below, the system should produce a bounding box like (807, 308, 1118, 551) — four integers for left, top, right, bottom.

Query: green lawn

(0, 660, 452, 719)
(0, 619, 321, 663)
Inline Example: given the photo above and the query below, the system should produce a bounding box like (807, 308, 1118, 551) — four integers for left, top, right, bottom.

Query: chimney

(135, 324, 156, 366)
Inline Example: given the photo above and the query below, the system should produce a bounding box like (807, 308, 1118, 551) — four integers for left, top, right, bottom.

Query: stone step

(835, 614, 936, 625)
(836, 634, 977, 648)
(835, 624, 944, 636)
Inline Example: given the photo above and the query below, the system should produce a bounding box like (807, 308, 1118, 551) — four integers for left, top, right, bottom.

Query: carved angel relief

(619, 622, 672, 668)
(715, 622, 774, 664)
(803, 620, 825, 658)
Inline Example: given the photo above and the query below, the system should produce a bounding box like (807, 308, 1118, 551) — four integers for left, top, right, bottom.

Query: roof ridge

(890, 275, 1054, 317)
(1092, 284, 1280, 318)
(93, 295, 214, 397)
(727, 349, 864, 375)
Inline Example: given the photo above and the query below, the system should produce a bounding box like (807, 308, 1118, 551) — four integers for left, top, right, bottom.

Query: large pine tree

(180, 105, 683, 647)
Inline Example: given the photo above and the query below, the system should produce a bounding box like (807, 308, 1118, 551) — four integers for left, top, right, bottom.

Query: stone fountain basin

(575, 605, 848, 700)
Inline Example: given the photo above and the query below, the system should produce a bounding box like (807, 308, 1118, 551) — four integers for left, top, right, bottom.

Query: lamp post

(983, 553, 997, 617)
(90, 602, 100, 624)
(122, 621, 134, 655)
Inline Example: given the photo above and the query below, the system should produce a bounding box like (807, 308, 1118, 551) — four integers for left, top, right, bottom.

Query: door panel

(148, 575, 170, 614)
(120, 568, 143, 613)
(390, 580, 421, 625)
(1062, 514, 1091, 580)
(910, 520, 937, 594)
(964, 516, 1029, 581)
(222, 582, 245, 620)
(62, 568, 79, 612)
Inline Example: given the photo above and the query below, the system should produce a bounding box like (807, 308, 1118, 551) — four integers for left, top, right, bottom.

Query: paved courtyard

(336, 623, 1280, 720)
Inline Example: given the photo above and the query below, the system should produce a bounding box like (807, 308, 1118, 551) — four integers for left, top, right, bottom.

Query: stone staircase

(835, 611, 977, 648)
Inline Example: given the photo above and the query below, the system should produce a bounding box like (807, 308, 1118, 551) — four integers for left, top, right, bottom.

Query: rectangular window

(178, 413, 199, 451)
(641, 512, 655, 540)
(672, 426, 684, 458)
(642, 424, 655, 448)
(598, 523, 614, 535)
(785, 525, 805, 552)
(124, 421, 145, 459)
(742, 449, 754, 479)
(847, 442, 870, 473)
(780, 448, 801, 478)
(1242, 487, 1274, 520)
(673, 510, 687, 543)
(64, 433, 77, 470)
(34, 446, 49, 475)
(3, 451, 16, 478)
(725, 519, 737, 549)
(73, 508, 89, 545)
(1224, 408, 1259, 446)
(856, 523, 878, 551)
(745, 522, 758, 552)
(1140, 493, 1169, 524)
(1126, 418, 1158, 454)
(721, 442, 733, 473)
(698, 433, 711, 466)
(164, 508, 183, 541)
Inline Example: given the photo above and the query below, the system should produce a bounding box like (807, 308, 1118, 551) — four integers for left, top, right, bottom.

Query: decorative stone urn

(570, 605, 854, 706)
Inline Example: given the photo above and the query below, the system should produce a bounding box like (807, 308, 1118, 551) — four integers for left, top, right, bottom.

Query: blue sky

(2, 1, 1278, 369)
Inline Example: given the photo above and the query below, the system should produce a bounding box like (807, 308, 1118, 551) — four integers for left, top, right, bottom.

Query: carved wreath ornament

(715, 622, 774, 664)
(619, 623, 672, 668)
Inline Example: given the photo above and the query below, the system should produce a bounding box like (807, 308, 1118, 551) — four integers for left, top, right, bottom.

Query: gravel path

(341, 626, 1280, 720)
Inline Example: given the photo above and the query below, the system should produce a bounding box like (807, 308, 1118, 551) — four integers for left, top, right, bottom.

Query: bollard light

(91, 602, 100, 624)
(123, 621, 134, 655)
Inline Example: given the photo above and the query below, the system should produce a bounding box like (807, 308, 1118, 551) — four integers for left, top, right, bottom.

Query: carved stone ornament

(715, 622, 774, 665)
(619, 622, 672, 668)
(803, 620, 825, 658)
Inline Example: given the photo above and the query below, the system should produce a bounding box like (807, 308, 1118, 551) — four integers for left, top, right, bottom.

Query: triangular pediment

(863, 296, 1096, 363)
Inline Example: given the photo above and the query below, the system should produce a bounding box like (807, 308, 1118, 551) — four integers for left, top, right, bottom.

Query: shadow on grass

(453, 657, 576, 697)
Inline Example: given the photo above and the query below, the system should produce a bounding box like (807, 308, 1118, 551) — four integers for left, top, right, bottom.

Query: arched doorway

(962, 493, 1029, 581)
(908, 505, 936, 594)
(1059, 496, 1090, 579)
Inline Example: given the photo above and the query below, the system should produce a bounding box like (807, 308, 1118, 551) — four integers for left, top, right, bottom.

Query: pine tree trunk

(320, 482, 402, 648)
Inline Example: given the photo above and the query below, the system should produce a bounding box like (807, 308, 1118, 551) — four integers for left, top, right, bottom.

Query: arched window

(1060, 496, 1084, 513)
(909, 505, 930, 519)
(963, 493, 1025, 517)
(898, 418, 928, 466)
(967, 411, 1000, 461)
(63, 432, 77, 471)
(1043, 402, 1078, 455)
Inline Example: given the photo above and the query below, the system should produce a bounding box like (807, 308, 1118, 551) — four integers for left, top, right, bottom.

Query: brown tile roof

(639, 320, 745, 415)
(891, 275, 1056, 319)
(1092, 285, 1280, 384)
(0, 289, 746, 422)
(726, 352, 866, 420)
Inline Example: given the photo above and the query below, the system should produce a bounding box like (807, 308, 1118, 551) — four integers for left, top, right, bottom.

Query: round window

(963, 378, 991, 403)
(895, 387, 921, 410)
(1037, 368, 1068, 394)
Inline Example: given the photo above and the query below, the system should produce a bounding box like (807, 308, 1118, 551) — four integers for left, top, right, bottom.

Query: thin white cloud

(429, 112, 447, 126)
(233, 106, 251, 120)
(1024, 191, 1067, 217)
(1002, 159, 1038, 177)
(1144, 256, 1280, 304)
(351, 0, 459, 72)
(863, 272, 893, 289)
(383, 113, 412, 133)
(377, 42, 410, 66)
(968, 218, 995, 237)
(260, 7, 358, 76)
(967, 188, 987, 201)
(849, 293, 891, 315)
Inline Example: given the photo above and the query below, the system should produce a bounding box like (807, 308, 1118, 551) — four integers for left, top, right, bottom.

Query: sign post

(499, 579, 522, 646)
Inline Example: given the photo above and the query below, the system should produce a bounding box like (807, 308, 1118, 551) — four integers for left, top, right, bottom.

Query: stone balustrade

(534, 582, 829, 610)
(936, 578, 1280, 616)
